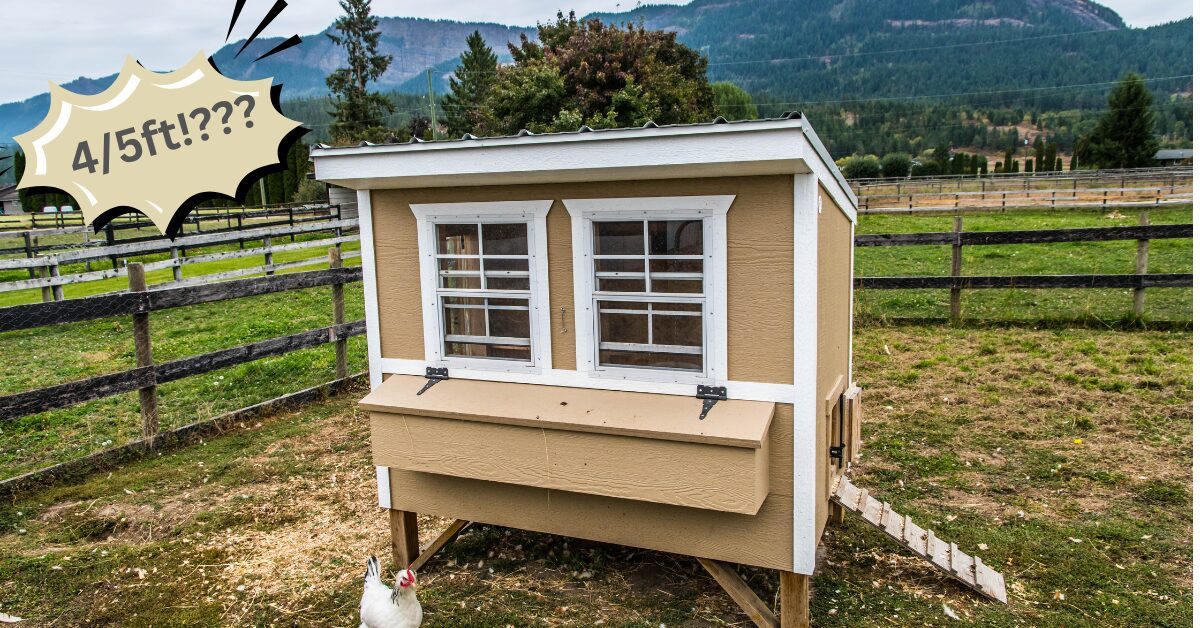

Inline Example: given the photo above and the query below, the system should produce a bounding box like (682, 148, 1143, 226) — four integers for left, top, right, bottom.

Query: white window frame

(563, 195, 734, 385)
(410, 200, 554, 373)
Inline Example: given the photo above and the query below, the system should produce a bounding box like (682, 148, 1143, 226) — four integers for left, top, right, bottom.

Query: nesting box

(311, 114, 860, 582)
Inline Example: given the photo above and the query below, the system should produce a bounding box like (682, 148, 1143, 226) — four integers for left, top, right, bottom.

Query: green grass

(855, 207, 1193, 322)
(0, 324, 1189, 626)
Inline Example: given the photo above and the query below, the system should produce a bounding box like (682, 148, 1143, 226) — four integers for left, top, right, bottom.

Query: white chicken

(359, 555, 423, 628)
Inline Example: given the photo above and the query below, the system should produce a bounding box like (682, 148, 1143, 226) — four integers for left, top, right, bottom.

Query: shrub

(880, 153, 912, 178)
(838, 154, 881, 179)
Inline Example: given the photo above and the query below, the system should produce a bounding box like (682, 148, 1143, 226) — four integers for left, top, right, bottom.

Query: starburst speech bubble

(15, 52, 306, 238)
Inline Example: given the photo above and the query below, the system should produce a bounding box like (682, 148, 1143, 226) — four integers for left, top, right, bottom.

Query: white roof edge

(311, 116, 858, 220)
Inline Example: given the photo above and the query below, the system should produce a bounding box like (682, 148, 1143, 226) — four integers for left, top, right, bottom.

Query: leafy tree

(442, 31, 499, 138)
(880, 153, 912, 178)
(711, 82, 757, 121)
(1078, 73, 1159, 169)
(326, 0, 395, 142)
(838, 154, 881, 179)
(481, 12, 715, 135)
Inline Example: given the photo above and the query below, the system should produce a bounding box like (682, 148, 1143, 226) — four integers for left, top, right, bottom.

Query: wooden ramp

(831, 476, 1008, 604)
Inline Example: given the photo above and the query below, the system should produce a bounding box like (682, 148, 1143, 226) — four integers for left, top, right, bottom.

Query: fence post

(128, 263, 159, 441)
(170, 245, 183, 282)
(289, 207, 296, 241)
(105, 224, 118, 270)
(330, 247, 348, 379)
(237, 214, 245, 249)
(37, 256, 52, 303)
(263, 237, 274, 276)
(23, 232, 36, 280)
(950, 216, 963, 322)
(49, 256, 63, 301)
(1133, 211, 1150, 318)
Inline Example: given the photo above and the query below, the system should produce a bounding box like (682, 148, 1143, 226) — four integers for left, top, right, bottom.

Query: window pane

(599, 308, 649, 344)
(443, 300, 486, 335)
(439, 258, 481, 289)
(437, 224, 479, 255)
(484, 258, 528, 272)
(594, 221, 644, 255)
(486, 277, 530, 290)
(649, 259, 703, 274)
(599, 349, 702, 371)
(652, 308, 703, 346)
(446, 342, 531, 361)
(648, 220, 703, 255)
(597, 278, 645, 292)
(489, 307, 531, 338)
(595, 258, 644, 273)
(650, 278, 703, 294)
(482, 223, 528, 255)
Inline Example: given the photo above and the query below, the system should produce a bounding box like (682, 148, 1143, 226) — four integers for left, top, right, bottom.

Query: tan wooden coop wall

(368, 175, 795, 385)
(813, 184, 854, 545)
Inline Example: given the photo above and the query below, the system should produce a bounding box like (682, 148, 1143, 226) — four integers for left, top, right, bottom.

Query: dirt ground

(0, 323, 1191, 626)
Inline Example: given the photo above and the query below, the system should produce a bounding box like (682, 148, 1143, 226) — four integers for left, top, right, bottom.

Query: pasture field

(0, 324, 1190, 626)
(854, 207, 1192, 322)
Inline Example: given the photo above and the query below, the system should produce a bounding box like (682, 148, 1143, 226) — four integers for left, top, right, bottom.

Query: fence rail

(858, 186, 1192, 214)
(855, 215, 1192, 320)
(851, 165, 1192, 189)
(0, 215, 357, 299)
(0, 255, 365, 490)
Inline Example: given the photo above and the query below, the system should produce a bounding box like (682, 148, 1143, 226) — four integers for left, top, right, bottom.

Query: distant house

(0, 185, 21, 215)
(1153, 149, 1192, 166)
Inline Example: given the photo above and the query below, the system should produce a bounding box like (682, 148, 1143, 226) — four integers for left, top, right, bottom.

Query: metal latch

(829, 444, 845, 465)
(417, 367, 449, 395)
(696, 385, 727, 420)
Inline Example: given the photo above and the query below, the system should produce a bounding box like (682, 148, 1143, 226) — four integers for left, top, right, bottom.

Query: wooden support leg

(780, 571, 811, 628)
(830, 502, 846, 526)
(410, 520, 471, 572)
(697, 557, 779, 628)
(389, 509, 419, 569)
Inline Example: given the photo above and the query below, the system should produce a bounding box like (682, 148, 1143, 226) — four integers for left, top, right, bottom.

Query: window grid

(591, 218, 707, 372)
(434, 221, 534, 362)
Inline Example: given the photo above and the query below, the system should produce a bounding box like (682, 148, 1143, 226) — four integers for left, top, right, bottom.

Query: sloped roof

(1154, 149, 1193, 160)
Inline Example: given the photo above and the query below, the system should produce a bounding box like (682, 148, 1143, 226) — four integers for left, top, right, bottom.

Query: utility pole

(427, 69, 439, 140)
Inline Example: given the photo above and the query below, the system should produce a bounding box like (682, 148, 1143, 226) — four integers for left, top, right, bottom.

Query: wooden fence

(858, 185, 1192, 214)
(0, 202, 333, 233)
(852, 165, 1192, 191)
(0, 256, 365, 494)
(855, 217, 1193, 319)
(0, 216, 357, 300)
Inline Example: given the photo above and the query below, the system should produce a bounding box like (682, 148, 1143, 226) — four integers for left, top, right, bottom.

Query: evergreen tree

(326, 0, 395, 143)
(13, 150, 28, 212)
(711, 82, 757, 121)
(442, 31, 499, 137)
(1069, 153, 1077, 170)
(1055, 157, 1064, 171)
(1078, 73, 1159, 168)
(1003, 150, 1014, 174)
(1033, 139, 1045, 171)
(994, 161, 1002, 175)
(1024, 158, 1034, 172)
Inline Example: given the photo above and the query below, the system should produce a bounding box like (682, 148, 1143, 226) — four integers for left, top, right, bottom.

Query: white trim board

(375, 466, 392, 509)
(378, 357, 794, 403)
(357, 190, 384, 390)
(312, 117, 858, 225)
(792, 173, 820, 575)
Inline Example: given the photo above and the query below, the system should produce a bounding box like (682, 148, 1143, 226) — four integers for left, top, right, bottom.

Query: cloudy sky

(0, 0, 1190, 102)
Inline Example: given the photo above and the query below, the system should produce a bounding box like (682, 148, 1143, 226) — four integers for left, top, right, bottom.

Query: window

(593, 219, 706, 371)
(564, 196, 734, 383)
(411, 201, 553, 371)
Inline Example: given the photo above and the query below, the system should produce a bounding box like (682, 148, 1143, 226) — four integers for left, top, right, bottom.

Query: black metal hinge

(696, 385, 727, 420)
(417, 367, 449, 395)
(829, 444, 845, 466)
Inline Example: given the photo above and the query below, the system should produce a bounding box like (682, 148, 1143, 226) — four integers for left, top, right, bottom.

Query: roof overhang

(311, 116, 857, 221)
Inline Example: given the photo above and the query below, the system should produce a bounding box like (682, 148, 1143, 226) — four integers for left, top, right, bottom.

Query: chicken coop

(311, 114, 999, 627)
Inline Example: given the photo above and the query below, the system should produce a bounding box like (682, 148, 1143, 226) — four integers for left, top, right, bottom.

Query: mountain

(0, 1, 1191, 151)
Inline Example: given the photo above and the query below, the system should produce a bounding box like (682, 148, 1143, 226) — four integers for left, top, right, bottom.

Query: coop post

(263, 237, 274, 276)
(389, 510, 420, 568)
(128, 263, 159, 441)
(170, 245, 182, 282)
(1133, 210, 1149, 317)
(49, 256, 63, 301)
(829, 502, 846, 526)
(329, 247, 348, 379)
(780, 571, 811, 628)
(950, 216, 963, 322)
